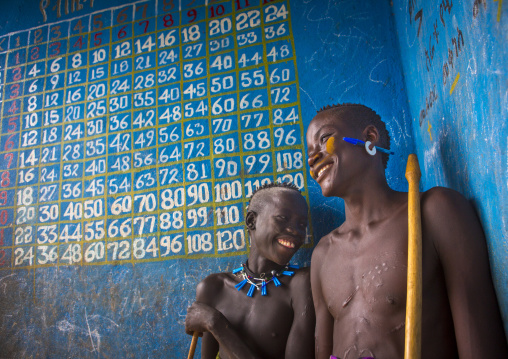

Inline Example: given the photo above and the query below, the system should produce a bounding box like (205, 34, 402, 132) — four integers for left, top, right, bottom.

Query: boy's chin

(316, 179, 333, 197)
(320, 188, 333, 197)
(265, 254, 291, 266)
(319, 181, 341, 198)
(272, 248, 300, 265)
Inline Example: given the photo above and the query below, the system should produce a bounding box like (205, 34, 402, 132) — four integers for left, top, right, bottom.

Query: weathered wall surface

(391, 0, 507, 335)
(0, 0, 505, 357)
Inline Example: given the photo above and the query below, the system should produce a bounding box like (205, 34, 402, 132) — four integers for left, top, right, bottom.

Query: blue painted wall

(391, 0, 508, 336)
(291, 0, 415, 242)
(0, 0, 505, 357)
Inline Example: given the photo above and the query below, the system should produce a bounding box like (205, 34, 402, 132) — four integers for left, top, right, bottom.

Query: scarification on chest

(342, 285, 360, 308)
(326, 257, 406, 317)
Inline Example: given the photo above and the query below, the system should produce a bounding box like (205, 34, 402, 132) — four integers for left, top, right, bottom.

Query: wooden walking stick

(187, 332, 199, 359)
(404, 154, 422, 359)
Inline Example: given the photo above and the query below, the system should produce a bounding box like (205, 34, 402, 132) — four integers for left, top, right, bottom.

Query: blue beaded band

(232, 263, 295, 297)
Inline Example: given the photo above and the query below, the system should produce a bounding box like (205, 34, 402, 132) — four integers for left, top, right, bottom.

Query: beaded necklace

(232, 262, 299, 297)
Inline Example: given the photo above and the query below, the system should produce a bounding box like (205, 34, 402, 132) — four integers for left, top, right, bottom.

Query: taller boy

(306, 104, 507, 359)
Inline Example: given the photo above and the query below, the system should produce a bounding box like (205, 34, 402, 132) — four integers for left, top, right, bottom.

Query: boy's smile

(277, 237, 296, 249)
(314, 162, 333, 182)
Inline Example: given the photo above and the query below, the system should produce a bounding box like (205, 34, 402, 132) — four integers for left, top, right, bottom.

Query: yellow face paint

(309, 138, 335, 180)
(326, 136, 335, 154)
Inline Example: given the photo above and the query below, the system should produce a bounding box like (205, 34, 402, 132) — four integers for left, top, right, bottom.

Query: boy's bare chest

(321, 227, 409, 321)
(215, 282, 294, 357)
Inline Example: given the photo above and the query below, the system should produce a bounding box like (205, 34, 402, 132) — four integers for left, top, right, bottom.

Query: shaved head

(248, 182, 302, 214)
(317, 103, 391, 168)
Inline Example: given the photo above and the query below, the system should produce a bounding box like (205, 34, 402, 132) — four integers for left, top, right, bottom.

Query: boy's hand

(185, 302, 224, 336)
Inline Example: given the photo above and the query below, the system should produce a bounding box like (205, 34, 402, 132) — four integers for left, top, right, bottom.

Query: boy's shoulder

(195, 271, 237, 304)
(420, 186, 474, 232)
(291, 266, 311, 281)
(286, 267, 313, 310)
(421, 186, 467, 208)
(420, 186, 489, 266)
(311, 227, 341, 262)
(287, 267, 312, 294)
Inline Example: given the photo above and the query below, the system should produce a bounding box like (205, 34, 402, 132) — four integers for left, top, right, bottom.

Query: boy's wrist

(206, 306, 226, 333)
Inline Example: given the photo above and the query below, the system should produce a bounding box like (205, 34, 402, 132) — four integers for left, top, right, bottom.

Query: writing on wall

(39, 0, 96, 22)
(408, 0, 468, 129)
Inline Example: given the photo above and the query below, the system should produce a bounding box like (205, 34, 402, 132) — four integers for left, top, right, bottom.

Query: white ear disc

(365, 141, 376, 156)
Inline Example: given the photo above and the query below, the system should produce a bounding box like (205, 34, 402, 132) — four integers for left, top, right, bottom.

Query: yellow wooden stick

(404, 154, 422, 359)
(187, 332, 199, 359)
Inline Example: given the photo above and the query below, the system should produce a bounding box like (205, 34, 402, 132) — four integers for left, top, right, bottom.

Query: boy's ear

(362, 125, 380, 145)
(245, 211, 257, 230)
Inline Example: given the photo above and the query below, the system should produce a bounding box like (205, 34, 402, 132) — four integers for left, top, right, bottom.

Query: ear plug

(365, 141, 376, 156)
(342, 137, 394, 155)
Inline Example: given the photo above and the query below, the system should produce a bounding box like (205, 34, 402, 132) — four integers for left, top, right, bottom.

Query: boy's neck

(246, 252, 286, 276)
(342, 175, 404, 227)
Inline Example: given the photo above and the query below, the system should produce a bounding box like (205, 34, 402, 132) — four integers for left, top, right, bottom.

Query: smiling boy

(185, 182, 315, 359)
(306, 103, 507, 359)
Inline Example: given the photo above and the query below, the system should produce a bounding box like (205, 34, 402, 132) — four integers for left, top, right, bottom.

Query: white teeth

(278, 239, 295, 248)
(318, 164, 332, 178)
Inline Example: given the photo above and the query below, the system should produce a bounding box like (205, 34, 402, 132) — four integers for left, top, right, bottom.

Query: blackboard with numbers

(0, 0, 310, 269)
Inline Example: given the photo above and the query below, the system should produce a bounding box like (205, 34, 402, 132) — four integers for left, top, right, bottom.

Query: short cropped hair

(248, 182, 302, 214)
(318, 103, 391, 169)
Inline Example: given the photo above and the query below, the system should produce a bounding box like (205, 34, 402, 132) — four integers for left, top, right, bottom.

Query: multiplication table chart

(0, 0, 310, 269)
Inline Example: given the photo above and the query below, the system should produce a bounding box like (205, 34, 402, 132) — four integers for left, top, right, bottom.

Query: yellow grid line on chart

(0, 0, 311, 269)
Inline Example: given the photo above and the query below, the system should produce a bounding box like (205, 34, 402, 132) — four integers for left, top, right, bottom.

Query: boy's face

(306, 111, 364, 197)
(250, 190, 308, 265)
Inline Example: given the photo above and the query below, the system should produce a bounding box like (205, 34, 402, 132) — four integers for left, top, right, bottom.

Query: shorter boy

(185, 182, 315, 359)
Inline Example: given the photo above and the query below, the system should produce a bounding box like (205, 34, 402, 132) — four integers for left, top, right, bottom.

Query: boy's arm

(201, 332, 220, 359)
(186, 302, 261, 359)
(423, 188, 508, 359)
(186, 277, 220, 359)
(185, 276, 262, 359)
(285, 268, 316, 359)
(311, 244, 335, 359)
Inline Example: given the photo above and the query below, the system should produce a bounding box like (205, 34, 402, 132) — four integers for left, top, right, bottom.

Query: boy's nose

(286, 226, 304, 237)
(308, 153, 321, 167)
(286, 226, 297, 234)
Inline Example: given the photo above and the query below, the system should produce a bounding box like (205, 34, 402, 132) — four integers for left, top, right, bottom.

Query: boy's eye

(320, 134, 331, 143)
